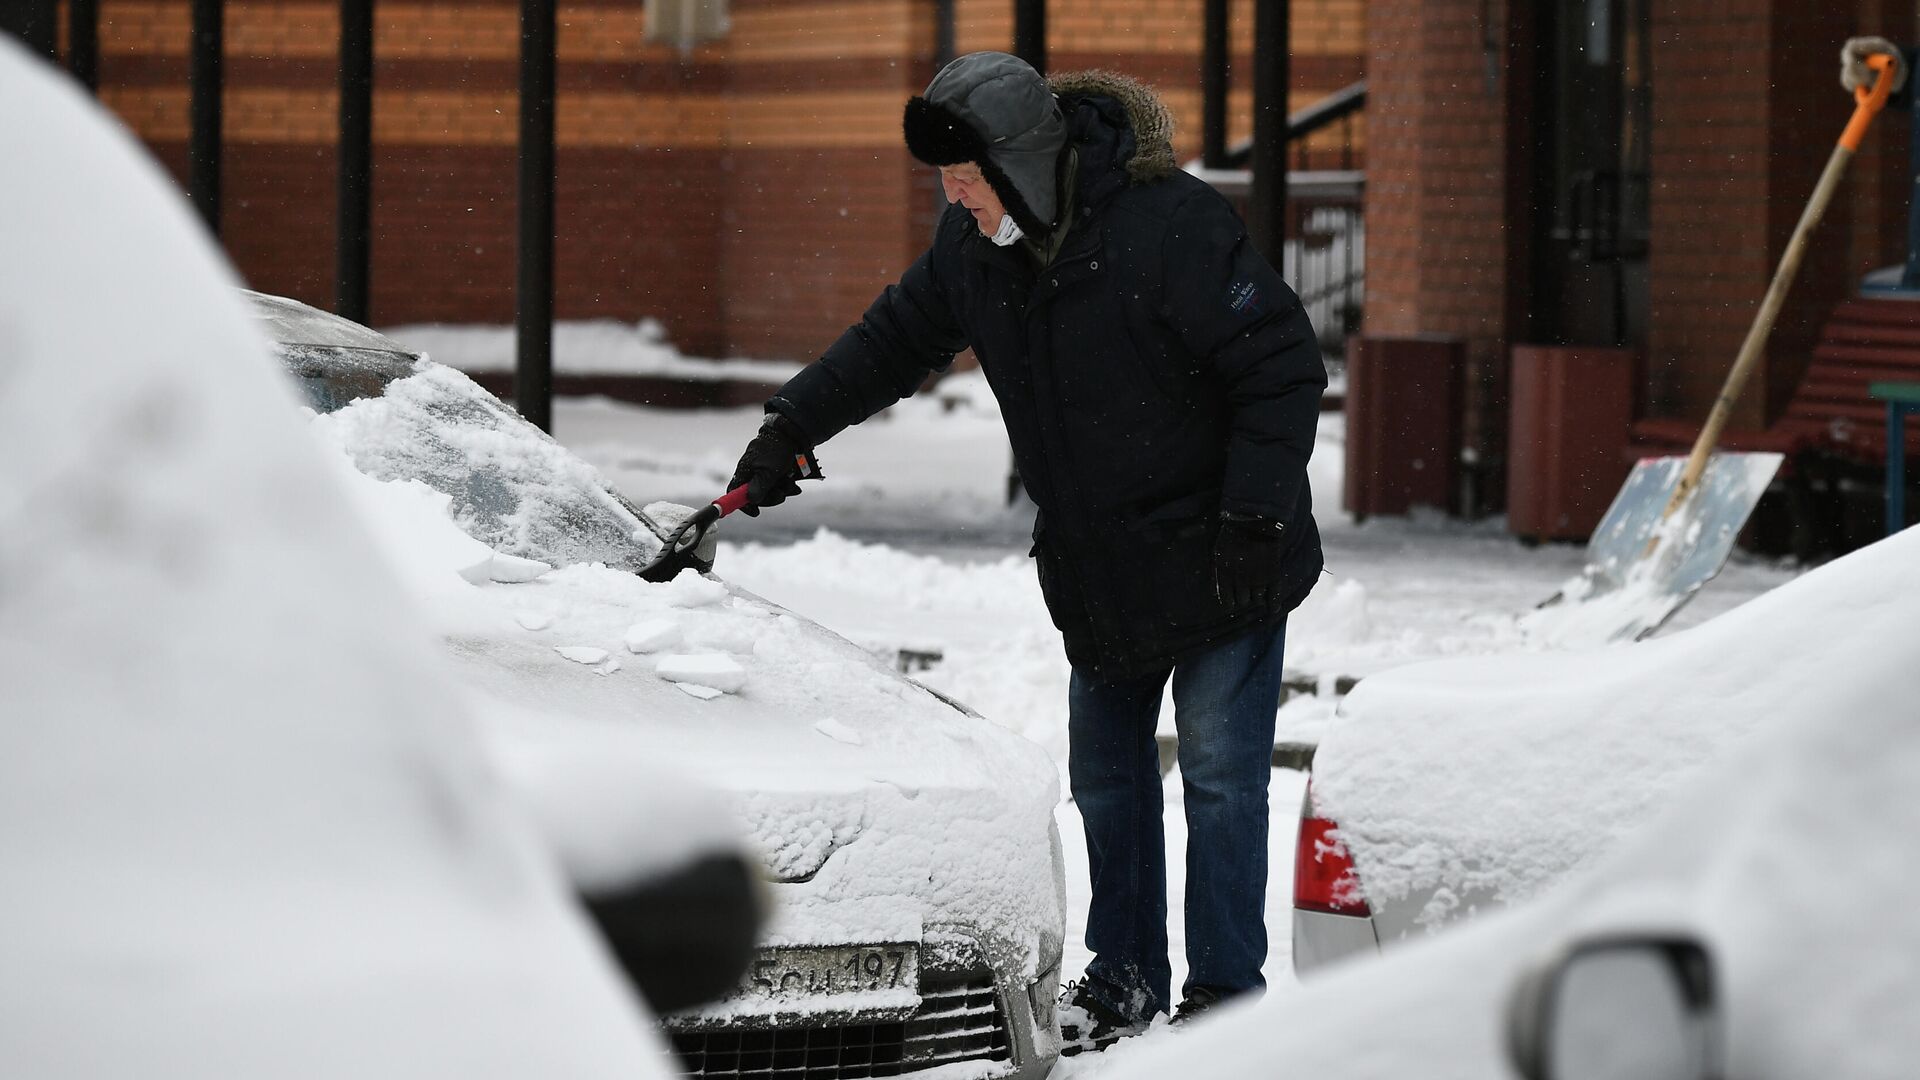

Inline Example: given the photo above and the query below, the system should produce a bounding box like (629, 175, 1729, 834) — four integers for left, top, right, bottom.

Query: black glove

(727, 412, 822, 517)
(1212, 512, 1288, 609)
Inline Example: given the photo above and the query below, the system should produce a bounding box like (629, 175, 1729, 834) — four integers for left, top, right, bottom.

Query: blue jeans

(1068, 618, 1286, 1021)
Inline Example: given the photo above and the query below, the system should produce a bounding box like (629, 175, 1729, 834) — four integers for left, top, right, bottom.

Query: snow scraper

(639, 450, 822, 582)
(1528, 52, 1898, 646)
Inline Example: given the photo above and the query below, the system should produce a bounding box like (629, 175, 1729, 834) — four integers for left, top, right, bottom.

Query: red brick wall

(73, 0, 1366, 364)
(1361, 0, 1527, 469)
(720, 148, 925, 360)
(1647, 0, 1908, 427)
(1364, 0, 1915, 479)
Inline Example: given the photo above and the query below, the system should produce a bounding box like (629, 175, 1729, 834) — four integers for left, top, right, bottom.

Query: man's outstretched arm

(771, 229, 969, 446)
(730, 218, 969, 512)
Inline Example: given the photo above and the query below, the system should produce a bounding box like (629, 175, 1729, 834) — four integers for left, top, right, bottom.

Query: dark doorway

(1532, 0, 1651, 349)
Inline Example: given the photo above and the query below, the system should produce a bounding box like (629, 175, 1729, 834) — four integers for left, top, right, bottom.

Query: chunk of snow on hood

(813, 718, 864, 746)
(624, 617, 681, 653)
(484, 552, 553, 583)
(666, 568, 730, 608)
(516, 611, 554, 631)
(556, 646, 611, 666)
(656, 653, 747, 693)
(677, 683, 724, 700)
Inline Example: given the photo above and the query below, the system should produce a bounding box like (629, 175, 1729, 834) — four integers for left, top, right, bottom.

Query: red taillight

(1294, 790, 1371, 917)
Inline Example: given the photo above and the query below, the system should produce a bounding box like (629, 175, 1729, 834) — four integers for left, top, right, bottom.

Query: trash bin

(1507, 345, 1636, 542)
(1344, 334, 1463, 519)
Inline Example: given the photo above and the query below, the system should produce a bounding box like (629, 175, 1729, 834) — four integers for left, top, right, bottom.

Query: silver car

(255, 291, 1068, 1079)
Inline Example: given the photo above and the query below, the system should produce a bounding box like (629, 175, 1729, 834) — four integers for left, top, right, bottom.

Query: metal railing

(1191, 81, 1367, 358)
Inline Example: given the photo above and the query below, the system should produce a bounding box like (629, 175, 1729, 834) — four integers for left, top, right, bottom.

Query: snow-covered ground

(387, 324, 1805, 1073)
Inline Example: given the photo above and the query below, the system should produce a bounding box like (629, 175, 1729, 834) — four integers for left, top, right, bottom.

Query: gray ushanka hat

(902, 52, 1067, 237)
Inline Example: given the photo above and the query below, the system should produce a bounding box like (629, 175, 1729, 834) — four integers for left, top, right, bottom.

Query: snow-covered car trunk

(266, 294, 1068, 1079)
(1294, 499, 1920, 974)
(1114, 527, 1920, 1079)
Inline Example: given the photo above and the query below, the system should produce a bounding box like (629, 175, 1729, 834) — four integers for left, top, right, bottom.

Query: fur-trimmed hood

(1047, 69, 1178, 186)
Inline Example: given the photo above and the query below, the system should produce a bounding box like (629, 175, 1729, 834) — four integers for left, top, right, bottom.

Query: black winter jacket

(771, 72, 1326, 679)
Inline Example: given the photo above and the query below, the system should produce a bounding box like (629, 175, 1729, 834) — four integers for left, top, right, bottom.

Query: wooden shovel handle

(1661, 53, 1896, 521)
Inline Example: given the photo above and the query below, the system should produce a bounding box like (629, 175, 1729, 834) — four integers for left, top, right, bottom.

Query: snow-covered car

(1288, 520, 1874, 975)
(1, 39, 687, 1077)
(260, 292, 1069, 1079)
(1106, 529, 1920, 1079)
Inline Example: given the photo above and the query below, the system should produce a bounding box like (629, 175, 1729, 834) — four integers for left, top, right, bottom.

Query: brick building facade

(40, 0, 1908, 524)
(1365, 0, 1914, 507)
(60, 0, 1366, 360)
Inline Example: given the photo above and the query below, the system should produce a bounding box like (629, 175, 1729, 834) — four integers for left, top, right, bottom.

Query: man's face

(939, 163, 1008, 236)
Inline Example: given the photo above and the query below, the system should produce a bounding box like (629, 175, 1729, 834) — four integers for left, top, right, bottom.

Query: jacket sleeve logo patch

(1227, 280, 1262, 316)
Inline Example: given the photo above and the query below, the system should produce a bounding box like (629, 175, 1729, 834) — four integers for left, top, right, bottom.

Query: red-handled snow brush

(639, 450, 821, 583)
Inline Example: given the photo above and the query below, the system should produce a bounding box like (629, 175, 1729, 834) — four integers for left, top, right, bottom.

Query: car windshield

(280, 343, 415, 413)
(287, 350, 667, 574)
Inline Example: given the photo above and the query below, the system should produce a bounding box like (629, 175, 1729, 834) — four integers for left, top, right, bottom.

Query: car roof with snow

(1103, 529, 1920, 1079)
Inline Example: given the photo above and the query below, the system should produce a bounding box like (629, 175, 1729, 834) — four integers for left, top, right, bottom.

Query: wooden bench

(1628, 298, 1920, 553)
(1632, 297, 1920, 464)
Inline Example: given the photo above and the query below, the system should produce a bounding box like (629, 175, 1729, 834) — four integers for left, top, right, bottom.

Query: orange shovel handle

(1841, 53, 1897, 152)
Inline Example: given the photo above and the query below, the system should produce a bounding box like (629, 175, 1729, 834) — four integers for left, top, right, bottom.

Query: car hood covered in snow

(1308, 518, 1920, 941)
(303, 377, 1066, 988)
(1104, 527, 1920, 1079)
(0, 39, 671, 1078)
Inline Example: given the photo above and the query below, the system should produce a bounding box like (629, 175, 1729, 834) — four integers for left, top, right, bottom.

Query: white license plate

(742, 944, 918, 1004)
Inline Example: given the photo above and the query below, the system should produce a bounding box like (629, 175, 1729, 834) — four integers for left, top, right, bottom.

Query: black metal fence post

(516, 0, 556, 432)
(69, 0, 99, 90)
(934, 0, 955, 68)
(1202, 0, 1229, 170)
(337, 0, 373, 323)
(1014, 0, 1046, 75)
(189, 0, 224, 236)
(1248, 0, 1288, 263)
(0, 1, 59, 60)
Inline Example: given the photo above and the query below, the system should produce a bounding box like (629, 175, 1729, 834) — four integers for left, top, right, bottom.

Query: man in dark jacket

(729, 52, 1325, 1050)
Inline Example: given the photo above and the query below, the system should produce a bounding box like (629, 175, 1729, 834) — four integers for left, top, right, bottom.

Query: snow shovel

(638, 450, 822, 583)
(1529, 54, 1898, 646)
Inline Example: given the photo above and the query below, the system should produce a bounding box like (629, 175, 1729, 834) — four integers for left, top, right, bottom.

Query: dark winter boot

(1057, 978, 1151, 1056)
(1169, 985, 1226, 1028)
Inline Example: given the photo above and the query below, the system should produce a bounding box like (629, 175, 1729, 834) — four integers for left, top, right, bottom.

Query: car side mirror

(1506, 934, 1720, 1080)
(583, 852, 765, 1015)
